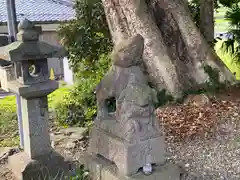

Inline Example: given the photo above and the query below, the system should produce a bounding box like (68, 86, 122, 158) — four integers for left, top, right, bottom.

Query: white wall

(63, 57, 74, 85)
(39, 30, 64, 77)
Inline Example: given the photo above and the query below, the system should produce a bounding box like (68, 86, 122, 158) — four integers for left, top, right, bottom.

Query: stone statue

(90, 34, 166, 176)
(95, 34, 161, 143)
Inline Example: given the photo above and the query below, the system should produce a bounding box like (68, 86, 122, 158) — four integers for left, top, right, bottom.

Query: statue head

(111, 34, 144, 68)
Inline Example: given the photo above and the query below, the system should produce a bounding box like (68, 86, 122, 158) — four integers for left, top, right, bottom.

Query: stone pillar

(7, 80, 62, 180)
(21, 97, 51, 158)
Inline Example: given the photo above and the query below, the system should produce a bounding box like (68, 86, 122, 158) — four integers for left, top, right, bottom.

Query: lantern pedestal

(8, 151, 71, 180)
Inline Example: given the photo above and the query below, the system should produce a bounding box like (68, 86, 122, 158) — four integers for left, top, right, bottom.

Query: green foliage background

(56, 0, 112, 126)
(58, 0, 112, 74)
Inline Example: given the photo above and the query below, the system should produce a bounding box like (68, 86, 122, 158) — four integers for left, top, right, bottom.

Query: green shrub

(0, 109, 18, 147)
(32, 165, 89, 180)
(56, 0, 112, 127)
(54, 84, 96, 127)
(0, 95, 18, 147)
(67, 165, 89, 180)
(58, 0, 112, 73)
(152, 65, 228, 107)
(55, 54, 111, 127)
(153, 89, 174, 108)
(203, 64, 225, 93)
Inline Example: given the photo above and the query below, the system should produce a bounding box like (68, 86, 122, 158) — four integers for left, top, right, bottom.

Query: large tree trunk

(200, 0, 214, 44)
(101, 0, 234, 97)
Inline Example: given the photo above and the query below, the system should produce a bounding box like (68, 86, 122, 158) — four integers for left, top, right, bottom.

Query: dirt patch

(156, 88, 240, 180)
(156, 97, 238, 142)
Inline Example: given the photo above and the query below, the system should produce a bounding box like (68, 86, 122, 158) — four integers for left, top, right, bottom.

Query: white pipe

(6, 0, 24, 149)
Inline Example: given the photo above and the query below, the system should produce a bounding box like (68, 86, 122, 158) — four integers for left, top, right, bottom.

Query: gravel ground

(166, 103, 240, 180)
(2, 91, 240, 179)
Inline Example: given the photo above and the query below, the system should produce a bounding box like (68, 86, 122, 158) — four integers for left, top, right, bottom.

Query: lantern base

(8, 151, 72, 180)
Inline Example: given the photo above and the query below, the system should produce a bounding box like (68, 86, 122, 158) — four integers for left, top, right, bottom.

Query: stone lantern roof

(0, 19, 65, 62)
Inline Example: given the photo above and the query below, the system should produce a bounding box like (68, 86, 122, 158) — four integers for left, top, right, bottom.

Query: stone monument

(83, 34, 181, 180)
(0, 19, 69, 180)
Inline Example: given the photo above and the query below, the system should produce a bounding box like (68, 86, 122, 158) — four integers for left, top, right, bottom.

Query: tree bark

(101, 0, 234, 97)
(200, 0, 214, 44)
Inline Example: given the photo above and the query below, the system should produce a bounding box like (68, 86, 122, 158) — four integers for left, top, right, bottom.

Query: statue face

(112, 34, 144, 68)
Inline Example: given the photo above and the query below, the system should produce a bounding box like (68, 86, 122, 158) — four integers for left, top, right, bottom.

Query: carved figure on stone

(95, 34, 162, 143)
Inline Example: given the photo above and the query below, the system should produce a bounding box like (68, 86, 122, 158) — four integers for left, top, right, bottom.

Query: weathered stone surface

(8, 151, 71, 180)
(94, 116, 162, 144)
(0, 147, 13, 159)
(79, 153, 181, 180)
(59, 127, 88, 136)
(64, 142, 76, 149)
(0, 147, 19, 162)
(8, 80, 58, 98)
(89, 127, 165, 176)
(90, 34, 167, 176)
(21, 96, 52, 159)
(111, 34, 145, 68)
(95, 34, 161, 143)
(50, 133, 67, 145)
(50, 127, 88, 148)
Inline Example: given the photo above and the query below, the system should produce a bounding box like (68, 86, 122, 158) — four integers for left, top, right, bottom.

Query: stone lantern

(0, 19, 68, 180)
